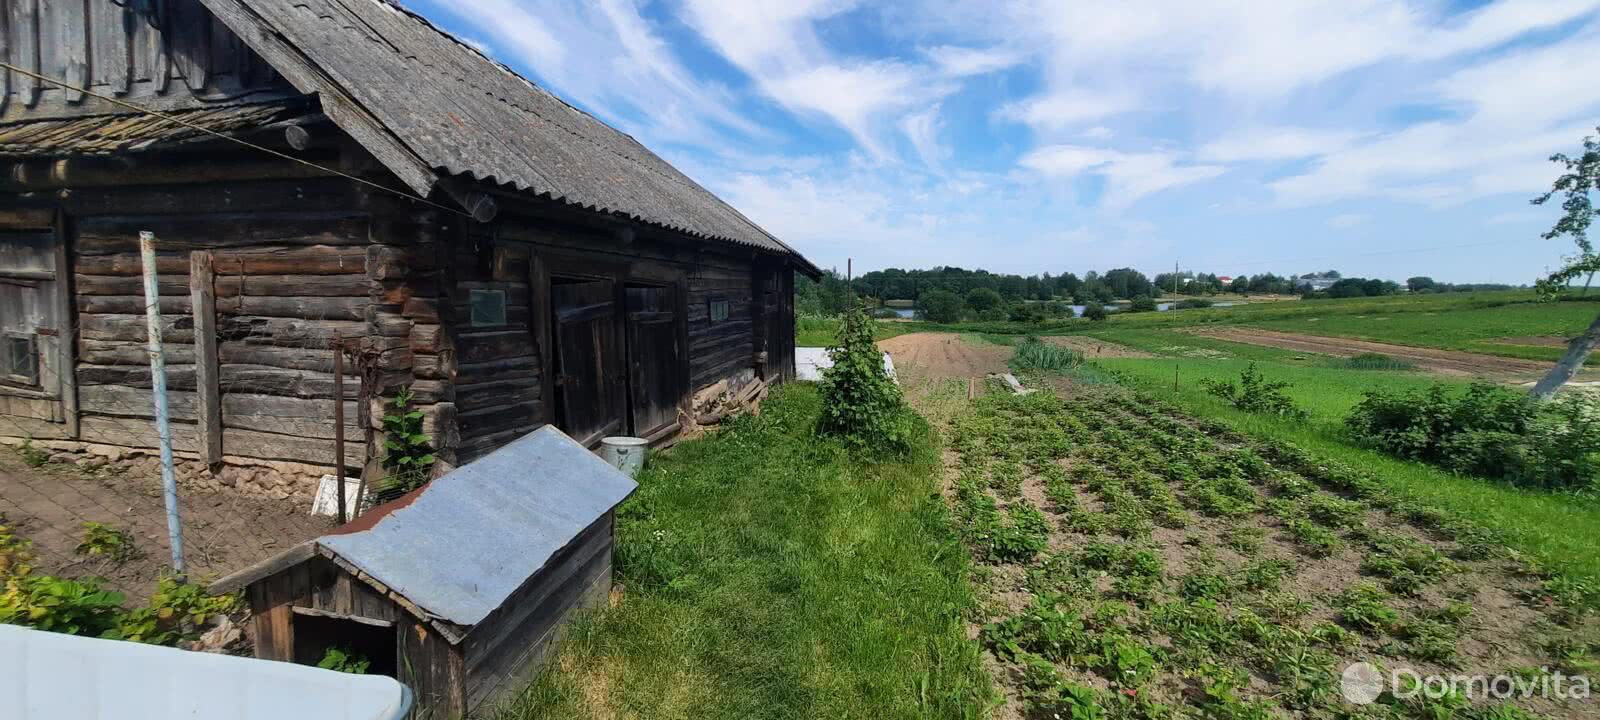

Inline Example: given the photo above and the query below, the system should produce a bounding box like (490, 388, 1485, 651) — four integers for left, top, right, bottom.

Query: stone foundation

(0, 437, 328, 504)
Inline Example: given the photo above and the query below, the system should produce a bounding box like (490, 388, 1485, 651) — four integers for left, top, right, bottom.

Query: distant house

(1297, 277, 1340, 292)
(0, 0, 818, 497)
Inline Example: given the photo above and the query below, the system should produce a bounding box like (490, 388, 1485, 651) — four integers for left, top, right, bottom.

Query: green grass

(1008, 337, 1081, 374)
(500, 384, 992, 719)
(796, 316, 914, 347)
(858, 291, 1600, 365)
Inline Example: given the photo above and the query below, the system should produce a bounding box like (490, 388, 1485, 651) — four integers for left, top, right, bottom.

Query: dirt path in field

(878, 333, 1013, 381)
(1043, 335, 1155, 359)
(1190, 327, 1563, 380)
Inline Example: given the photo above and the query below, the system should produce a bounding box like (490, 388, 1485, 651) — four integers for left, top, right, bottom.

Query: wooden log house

(0, 0, 818, 492)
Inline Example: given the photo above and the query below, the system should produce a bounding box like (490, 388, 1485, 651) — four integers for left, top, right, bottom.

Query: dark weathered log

(80, 294, 194, 314)
(80, 314, 195, 342)
(61, 179, 363, 218)
(80, 415, 200, 453)
(219, 345, 336, 373)
(75, 273, 189, 296)
(222, 393, 359, 439)
(78, 385, 200, 421)
(456, 377, 540, 413)
(80, 339, 196, 365)
(455, 330, 534, 365)
(222, 427, 363, 467)
(212, 246, 367, 276)
(219, 317, 367, 348)
(79, 364, 198, 390)
(409, 323, 447, 354)
(216, 274, 368, 298)
(217, 296, 368, 321)
(219, 365, 358, 400)
(74, 213, 368, 256)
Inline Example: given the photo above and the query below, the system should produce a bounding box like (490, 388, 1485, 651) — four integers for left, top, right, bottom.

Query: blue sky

(404, 0, 1600, 284)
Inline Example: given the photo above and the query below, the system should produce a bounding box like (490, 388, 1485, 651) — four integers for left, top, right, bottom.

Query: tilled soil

(1190, 327, 1561, 380)
(878, 332, 1014, 381)
(0, 451, 330, 601)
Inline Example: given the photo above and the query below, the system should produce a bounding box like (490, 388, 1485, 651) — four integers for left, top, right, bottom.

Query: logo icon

(1342, 662, 1384, 705)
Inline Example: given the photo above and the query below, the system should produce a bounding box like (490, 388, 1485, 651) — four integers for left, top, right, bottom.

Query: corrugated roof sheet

(205, 0, 815, 271)
(0, 101, 308, 157)
(316, 425, 637, 628)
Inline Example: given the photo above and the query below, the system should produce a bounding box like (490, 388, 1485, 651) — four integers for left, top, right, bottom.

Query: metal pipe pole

(139, 231, 185, 577)
(334, 335, 346, 524)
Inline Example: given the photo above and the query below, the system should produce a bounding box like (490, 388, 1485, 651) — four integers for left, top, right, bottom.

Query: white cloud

(1327, 213, 1368, 229)
(997, 90, 1135, 131)
(921, 45, 1026, 76)
(1199, 127, 1365, 162)
(1019, 145, 1224, 208)
(1270, 28, 1600, 206)
(900, 105, 948, 168)
(430, 0, 764, 147)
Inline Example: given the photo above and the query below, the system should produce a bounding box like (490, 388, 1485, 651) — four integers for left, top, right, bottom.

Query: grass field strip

(948, 385, 1598, 719)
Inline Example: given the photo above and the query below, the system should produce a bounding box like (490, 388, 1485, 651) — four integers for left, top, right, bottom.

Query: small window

(708, 298, 730, 323)
(4, 333, 38, 386)
(469, 289, 507, 327)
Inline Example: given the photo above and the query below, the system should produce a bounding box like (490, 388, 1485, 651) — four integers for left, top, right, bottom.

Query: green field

(501, 384, 991, 719)
(857, 291, 1600, 365)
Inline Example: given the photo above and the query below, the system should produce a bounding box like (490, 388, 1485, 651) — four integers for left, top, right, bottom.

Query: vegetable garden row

(948, 385, 1597, 719)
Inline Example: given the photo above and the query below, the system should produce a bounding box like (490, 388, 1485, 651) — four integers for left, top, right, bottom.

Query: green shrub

(75, 522, 140, 565)
(1345, 383, 1599, 491)
(1200, 364, 1308, 420)
(817, 303, 917, 455)
(378, 386, 435, 500)
(1128, 295, 1158, 313)
(1175, 298, 1214, 309)
(1082, 302, 1109, 322)
(318, 646, 371, 674)
(1010, 336, 1082, 375)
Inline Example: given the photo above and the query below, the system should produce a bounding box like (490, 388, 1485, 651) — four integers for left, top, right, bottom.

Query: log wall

(64, 177, 370, 467)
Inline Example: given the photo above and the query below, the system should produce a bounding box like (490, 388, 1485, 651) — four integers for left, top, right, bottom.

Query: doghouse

(209, 426, 637, 717)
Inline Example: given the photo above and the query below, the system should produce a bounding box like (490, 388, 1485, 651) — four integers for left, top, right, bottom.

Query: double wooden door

(548, 277, 684, 447)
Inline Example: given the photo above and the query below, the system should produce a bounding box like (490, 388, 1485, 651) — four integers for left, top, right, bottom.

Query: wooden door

(753, 265, 784, 382)
(0, 218, 71, 435)
(625, 286, 682, 438)
(552, 279, 623, 447)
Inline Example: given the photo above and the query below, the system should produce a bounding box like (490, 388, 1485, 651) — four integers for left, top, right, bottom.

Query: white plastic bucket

(599, 436, 649, 478)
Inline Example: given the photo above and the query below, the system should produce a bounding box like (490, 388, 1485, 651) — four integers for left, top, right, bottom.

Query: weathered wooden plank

(73, 213, 368, 255)
(219, 365, 358, 400)
(219, 345, 335, 373)
(80, 313, 195, 343)
(222, 427, 362, 467)
(79, 294, 192, 315)
(79, 414, 200, 452)
(290, 605, 394, 627)
(78, 363, 197, 390)
(191, 252, 222, 465)
(222, 393, 359, 439)
(216, 274, 368, 298)
(74, 273, 189, 296)
(209, 542, 316, 595)
(79, 385, 199, 421)
(79, 339, 196, 364)
(219, 317, 367, 348)
(219, 295, 367, 321)
(249, 573, 296, 662)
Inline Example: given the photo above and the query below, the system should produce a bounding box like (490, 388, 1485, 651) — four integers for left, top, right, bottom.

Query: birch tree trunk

(1531, 311, 1600, 399)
